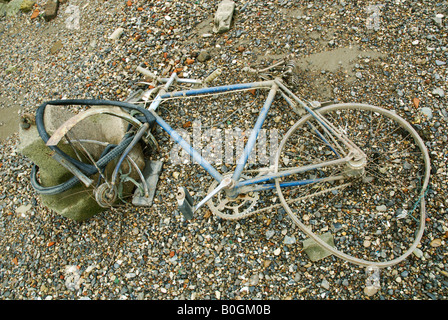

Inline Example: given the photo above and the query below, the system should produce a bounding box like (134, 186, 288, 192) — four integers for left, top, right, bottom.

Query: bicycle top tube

(146, 75, 275, 112)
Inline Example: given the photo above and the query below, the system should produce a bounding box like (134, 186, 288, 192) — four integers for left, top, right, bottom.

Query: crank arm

(194, 177, 234, 212)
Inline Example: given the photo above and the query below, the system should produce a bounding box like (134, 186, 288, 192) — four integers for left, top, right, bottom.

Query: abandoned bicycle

(30, 56, 431, 270)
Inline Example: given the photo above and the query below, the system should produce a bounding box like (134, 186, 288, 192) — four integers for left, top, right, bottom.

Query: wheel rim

(275, 103, 430, 268)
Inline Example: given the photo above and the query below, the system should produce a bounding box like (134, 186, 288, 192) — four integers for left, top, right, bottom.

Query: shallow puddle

(0, 100, 20, 142)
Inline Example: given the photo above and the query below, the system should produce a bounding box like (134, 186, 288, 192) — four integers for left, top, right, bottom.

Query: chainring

(206, 174, 259, 220)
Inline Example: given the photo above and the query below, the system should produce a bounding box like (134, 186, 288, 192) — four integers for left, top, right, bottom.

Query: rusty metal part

(206, 174, 259, 220)
(51, 152, 94, 187)
(95, 183, 118, 208)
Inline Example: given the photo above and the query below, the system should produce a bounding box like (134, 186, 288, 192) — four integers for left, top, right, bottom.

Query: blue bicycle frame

(145, 72, 348, 198)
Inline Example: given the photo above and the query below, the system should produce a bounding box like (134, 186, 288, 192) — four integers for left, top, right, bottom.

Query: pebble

(197, 50, 211, 62)
(249, 274, 259, 286)
(266, 230, 275, 239)
(420, 107, 433, 119)
(320, 279, 330, 290)
(109, 27, 124, 40)
(15, 204, 31, 214)
(432, 88, 445, 97)
(413, 248, 424, 259)
(430, 239, 442, 247)
(49, 40, 63, 54)
(283, 235, 296, 245)
(364, 286, 379, 297)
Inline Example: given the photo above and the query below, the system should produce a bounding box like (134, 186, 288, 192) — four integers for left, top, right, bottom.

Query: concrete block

(213, 0, 235, 33)
(19, 104, 145, 221)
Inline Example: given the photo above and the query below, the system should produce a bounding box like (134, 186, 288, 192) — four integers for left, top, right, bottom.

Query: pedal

(176, 186, 194, 220)
(132, 160, 163, 207)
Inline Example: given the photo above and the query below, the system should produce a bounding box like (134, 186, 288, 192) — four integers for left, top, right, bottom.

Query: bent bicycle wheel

(32, 100, 152, 209)
(274, 103, 430, 268)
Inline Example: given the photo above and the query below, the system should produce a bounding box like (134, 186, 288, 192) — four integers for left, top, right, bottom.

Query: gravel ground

(0, 0, 447, 301)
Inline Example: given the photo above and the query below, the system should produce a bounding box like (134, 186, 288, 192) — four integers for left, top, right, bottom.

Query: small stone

(172, 171, 180, 179)
(249, 274, 259, 286)
(16, 204, 32, 214)
(364, 286, 379, 296)
(363, 240, 371, 248)
(197, 50, 211, 62)
(43, 0, 59, 22)
(430, 238, 442, 247)
(376, 205, 387, 212)
(432, 88, 445, 97)
(320, 278, 330, 290)
(413, 248, 423, 258)
(49, 40, 63, 54)
(435, 60, 446, 66)
(273, 248, 281, 256)
(213, 0, 235, 33)
(420, 107, 433, 119)
(266, 230, 275, 240)
(412, 97, 420, 108)
(433, 14, 444, 26)
(109, 27, 124, 40)
(283, 235, 296, 245)
(332, 222, 343, 232)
